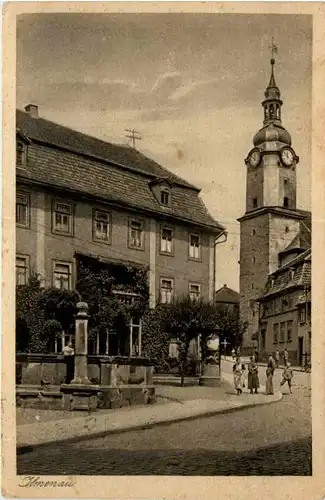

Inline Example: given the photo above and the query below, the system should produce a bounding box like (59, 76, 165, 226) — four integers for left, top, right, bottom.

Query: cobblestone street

(17, 363, 311, 476)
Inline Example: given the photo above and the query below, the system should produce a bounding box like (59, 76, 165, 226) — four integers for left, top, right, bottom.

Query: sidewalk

(17, 372, 282, 452)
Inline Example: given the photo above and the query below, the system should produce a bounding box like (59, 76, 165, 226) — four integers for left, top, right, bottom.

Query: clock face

(281, 148, 294, 167)
(249, 150, 260, 167)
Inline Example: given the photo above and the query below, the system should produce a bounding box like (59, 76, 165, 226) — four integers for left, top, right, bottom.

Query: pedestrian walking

(231, 348, 236, 360)
(233, 357, 244, 395)
(265, 353, 276, 395)
(63, 341, 75, 384)
(280, 362, 293, 394)
(236, 346, 241, 357)
(254, 349, 259, 363)
(275, 349, 280, 368)
(283, 348, 289, 367)
(248, 355, 259, 394)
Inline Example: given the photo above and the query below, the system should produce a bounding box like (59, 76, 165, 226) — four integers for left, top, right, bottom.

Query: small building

(257, 249, 311, 364)
(215, 284, 240, 314)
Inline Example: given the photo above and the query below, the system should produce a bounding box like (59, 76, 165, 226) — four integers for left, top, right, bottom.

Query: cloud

(150, 72, 182, 98)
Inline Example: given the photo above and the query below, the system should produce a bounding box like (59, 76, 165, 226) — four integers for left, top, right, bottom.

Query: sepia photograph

(3, 4, 325, 495)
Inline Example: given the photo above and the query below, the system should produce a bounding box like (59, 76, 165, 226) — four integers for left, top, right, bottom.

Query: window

(189, 234, 201, 260)
(160, 190, 170, 206)
(129, 219, 144, 249)
(283, 197, 289, 208)
(161, 227, 173, 254)
(16, 255, 29, 285)
(252, 229, 256, 236)
(251, 283, 254, 290)
(284, 178, 288, 185)
(287, 321, 293, 342)
(262, 304, 269, 317)
(52, 201, 73, 235)
(300, 308, 306, 324)
(189, 283, 201, 301)
(252, 256, 256, 264)
(53, 262, 72, 290)
(93, 210, 111, 242)
(16, 192, 29, 227)
(273, 323, 279, 344)
(281, 299, 287, 311)
(129, 316, 142, 356)
(287, 296, 293, 309)
(285, 226, 289, 233)
(16, 142, 26, 167)
(253, 197, 258, 208)
(160, 278, 174, 304)
(280, 322, 285, 343)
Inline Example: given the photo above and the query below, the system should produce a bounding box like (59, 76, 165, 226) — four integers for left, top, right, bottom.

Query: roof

(259, 249, 311, 300)
(280, 211, 311, 255)
(17, 110, 198, 190)
(16, 109, 224, 233)
(215, 285, 240, 304)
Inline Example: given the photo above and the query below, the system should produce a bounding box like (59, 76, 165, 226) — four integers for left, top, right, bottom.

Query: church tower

(238, 55, 306, 353)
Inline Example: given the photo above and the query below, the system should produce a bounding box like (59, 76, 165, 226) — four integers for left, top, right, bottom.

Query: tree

(158, 296, 221, 386)
(76, 262, 149, 355)
(16, 274, 46, 353)
(214, 306, 248, 353)
(16, 274, 80, 353)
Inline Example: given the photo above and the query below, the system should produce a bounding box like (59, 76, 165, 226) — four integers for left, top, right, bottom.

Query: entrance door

(298, 337, 303, 366)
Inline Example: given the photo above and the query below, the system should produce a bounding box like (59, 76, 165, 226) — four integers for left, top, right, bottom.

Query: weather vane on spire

(269, 37, 278, 62)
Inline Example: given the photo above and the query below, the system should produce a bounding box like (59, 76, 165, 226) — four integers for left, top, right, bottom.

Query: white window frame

(52, 201, 73, 235)
(93, 209, 111, 243)
(53, 261, 72, 290)
(160, 277, 174, 304)
(273, 323, 279, 344)
(16, 191, 30, 228)
(16, 141, 27, 168)
(279, 322, 285, 343)
(129, 218, 144, 250)
(129, 317, 142, 356)
(189, 233, 201, 260)
(189, 283, 201, 302)
(287, 320, 293, 343)
(16, 254, 30, 286)
(160, 226, 173, 254)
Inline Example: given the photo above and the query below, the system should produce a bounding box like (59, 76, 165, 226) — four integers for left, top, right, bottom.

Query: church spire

(262, 41, 283, 126)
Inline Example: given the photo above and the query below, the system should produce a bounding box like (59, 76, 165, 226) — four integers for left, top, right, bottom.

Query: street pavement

(17, 360, 311, 476)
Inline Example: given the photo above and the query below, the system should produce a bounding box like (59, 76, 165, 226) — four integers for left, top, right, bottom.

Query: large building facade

(16, 105, 225, 355)
(238, 58, 311, 357)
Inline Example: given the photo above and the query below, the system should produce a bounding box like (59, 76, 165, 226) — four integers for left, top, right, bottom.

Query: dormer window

(149, 178, 173, 207)
(16, 141, 26, 167)
(160, 189, 171, 206)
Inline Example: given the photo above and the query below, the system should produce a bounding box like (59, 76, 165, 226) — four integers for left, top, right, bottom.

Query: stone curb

(17, 390, 282, 455)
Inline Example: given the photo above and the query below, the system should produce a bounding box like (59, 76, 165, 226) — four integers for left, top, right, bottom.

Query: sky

(16, 13, 312, 291)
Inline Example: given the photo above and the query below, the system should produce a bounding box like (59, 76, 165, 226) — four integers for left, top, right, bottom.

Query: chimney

(24, 104, 38, 118)
(223, 284, 227, 288)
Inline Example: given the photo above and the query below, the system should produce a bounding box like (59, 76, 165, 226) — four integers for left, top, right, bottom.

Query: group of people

(232, 350, 293, 396)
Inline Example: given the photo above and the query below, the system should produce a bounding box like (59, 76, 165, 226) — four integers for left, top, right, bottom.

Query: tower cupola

(253, 56, 291, 148)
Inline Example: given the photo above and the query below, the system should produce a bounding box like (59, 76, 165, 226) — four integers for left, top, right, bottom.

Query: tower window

(284, 178, 288, 185)
(285, 226, 289, 233)
(252, 229, 256, 236)
(253, 197, 258, 208)
(283, 197, 289, 208)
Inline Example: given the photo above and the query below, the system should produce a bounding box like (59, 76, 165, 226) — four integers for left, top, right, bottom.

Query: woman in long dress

(248, 355, 259, 394)
(233, 357, 243, 395)
(265, 354, 276, 395)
